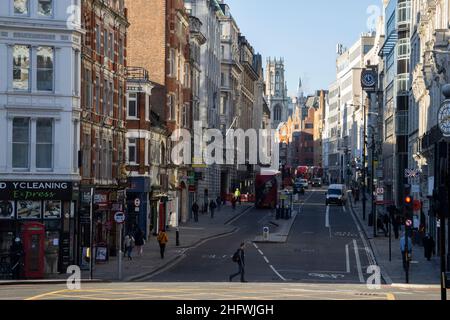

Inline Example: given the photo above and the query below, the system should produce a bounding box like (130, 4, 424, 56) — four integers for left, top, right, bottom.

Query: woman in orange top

(157, 231, 169, 259)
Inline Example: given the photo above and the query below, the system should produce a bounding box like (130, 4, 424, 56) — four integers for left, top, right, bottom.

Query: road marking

(253, 243, 259, 249)
(345, 244, 350, 273)
(353, 240, 365, 283)
(270, 265, 287, 281)
(386, 293, 396, 300)
(325, 206, 330, 228)
(258, 249, 264, 256)
(263, 256, 270, 264)
(343, 206, 347, 213)
(26, 289, 70, 301)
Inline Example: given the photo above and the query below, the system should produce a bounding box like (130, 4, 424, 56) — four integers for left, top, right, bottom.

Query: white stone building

(0, 0, 82, 271)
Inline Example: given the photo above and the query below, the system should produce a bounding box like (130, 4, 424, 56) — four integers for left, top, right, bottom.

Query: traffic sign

(114, 212, 126, 224)
(406, 219, 412, 227)
(134, 198, 141, 207)
(377, 188, 384, 195)
(405, 169, 421, 178)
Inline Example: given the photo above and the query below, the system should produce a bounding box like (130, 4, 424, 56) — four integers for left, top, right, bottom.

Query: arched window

(274, 105, 282, 121)
(160, 143, 166, 165)
(275, 71, 280, 92)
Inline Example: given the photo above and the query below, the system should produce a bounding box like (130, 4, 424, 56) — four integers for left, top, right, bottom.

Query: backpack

(232, 250, 240, 262)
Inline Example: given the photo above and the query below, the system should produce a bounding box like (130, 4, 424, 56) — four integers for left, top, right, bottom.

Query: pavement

(15, 203, 252, 283)
(348, 192, 441, 286)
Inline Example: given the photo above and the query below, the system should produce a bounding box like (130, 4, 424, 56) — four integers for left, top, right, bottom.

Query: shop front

(126, 177, 150, 239)
(0, 181, 77, 279)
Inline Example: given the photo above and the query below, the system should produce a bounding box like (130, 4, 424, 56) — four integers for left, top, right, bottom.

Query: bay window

(127, 93, 137, 118)
(12, 118, 30, 169)
(128, 138, 137, 164)
(13, 45, 30, 90)
(36, 119, 53, 169)
(37, 46, 54, 91)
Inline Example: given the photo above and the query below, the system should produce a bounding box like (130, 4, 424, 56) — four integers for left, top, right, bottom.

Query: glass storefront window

(44, 230, 59, 274)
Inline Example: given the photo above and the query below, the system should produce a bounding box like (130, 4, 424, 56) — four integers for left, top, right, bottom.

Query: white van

(325, 184, 347, 206)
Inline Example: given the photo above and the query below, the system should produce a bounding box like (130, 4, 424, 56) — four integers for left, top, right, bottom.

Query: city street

(149, 189, 374, 284)
(0, 189, 442, 300)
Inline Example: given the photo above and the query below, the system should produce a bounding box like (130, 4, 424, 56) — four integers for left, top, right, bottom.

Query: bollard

(176, 228, 180, 247)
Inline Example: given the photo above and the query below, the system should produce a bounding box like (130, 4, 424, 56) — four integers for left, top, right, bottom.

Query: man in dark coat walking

(229, 243, 247, 283)
(10, 237, 24, 280)
(209, 200, 217, 219)
(423, 234, 435, 261)
(192, 202, 200, 222)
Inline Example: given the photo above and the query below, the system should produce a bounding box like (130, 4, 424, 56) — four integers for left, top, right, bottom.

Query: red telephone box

(22, 222, 45, 279)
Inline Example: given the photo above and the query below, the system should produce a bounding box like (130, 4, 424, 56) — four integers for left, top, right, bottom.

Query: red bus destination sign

(0, 181, 73, 201)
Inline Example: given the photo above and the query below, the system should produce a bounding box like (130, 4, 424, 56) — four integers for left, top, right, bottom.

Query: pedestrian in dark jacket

(383, 214, 390, 237)
(10, 238, 24, 280)
(393, 215, 401, 239)
(231, 197, 237, 210)
(423, 234, 435, 261)
(216, 196, 222, 212)
(192, 202, 199, 222)
(209, 200, 217, 219)
(134, 228, 145, 257)
(229, 243, 247, 283)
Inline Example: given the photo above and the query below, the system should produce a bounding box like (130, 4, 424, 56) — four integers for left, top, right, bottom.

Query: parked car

(312, 178, 322, 188)
(325, 184, 347, 206)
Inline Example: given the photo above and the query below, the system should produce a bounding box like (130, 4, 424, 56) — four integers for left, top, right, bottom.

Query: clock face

(438, 101, 450, 137)
(362, 72, 376, 87)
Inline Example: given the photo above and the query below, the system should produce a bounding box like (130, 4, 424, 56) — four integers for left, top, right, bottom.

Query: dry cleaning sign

(0, 181, 73, 201)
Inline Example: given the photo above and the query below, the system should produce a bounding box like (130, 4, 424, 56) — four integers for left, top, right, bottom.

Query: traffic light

(404, 195, 413, 218)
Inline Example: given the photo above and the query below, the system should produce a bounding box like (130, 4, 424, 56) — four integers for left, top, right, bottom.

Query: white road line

(263, 256, 270, 264)
(258, 249, 264, 256)
(348, 202, 377, 267)
(353, 240, 365, 283)
(325, 206, 330, 228)
(253, 243, 259, 249)
(270, 265, 287, 282)
(345, 244, 350, 273)
(343, 206, 347, 213)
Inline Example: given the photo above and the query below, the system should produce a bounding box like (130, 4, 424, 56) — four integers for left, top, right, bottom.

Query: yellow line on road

(26, 289, 70, 301)
(386, 293, 396, 300)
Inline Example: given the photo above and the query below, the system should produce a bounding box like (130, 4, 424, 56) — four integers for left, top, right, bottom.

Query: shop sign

(0, 181, 73, 201)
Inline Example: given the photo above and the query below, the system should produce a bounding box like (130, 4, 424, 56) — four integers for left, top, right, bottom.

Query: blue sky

(225, 0, 383, 96)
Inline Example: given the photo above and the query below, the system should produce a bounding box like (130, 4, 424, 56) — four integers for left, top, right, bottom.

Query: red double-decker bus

(255, 170, 281, 209)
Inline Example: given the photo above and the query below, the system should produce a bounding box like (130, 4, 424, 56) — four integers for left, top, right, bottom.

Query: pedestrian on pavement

(134, 228, 145, 257)
(231, 197, 237, 210)
(234, 188, 241, 205)
(216, 196, 222, 212)
(382, 213, 390, 237)
(423, 233, 435, 261)
(355, 188, 360, 203)
(157, 230, 169, 259)
(192, 202, 200, 222)
(124, 233, 135, 261)
(393, 215, 401, 239)
(209, 200, 217, 219)
(377, 216, 387, 236)
(229, 242, 247, 283)
(9, 237, 24, 280)
(400, 233, 412, 271)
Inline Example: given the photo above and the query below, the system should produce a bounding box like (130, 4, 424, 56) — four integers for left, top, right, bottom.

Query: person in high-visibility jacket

(234, 188, 241, 204)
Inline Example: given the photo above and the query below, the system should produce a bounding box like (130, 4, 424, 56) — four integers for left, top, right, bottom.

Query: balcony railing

(126, 66, 149, 81)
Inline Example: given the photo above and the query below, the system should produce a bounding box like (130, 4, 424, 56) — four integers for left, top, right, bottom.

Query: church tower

(265, 57, 289, 129)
